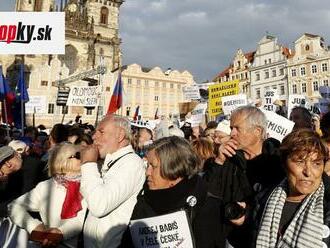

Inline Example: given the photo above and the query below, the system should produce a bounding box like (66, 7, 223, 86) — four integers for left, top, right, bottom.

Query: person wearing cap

(0, 146, 22, 181)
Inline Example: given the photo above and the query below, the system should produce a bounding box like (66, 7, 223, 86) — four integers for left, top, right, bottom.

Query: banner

(262, 89, 278, 112)
(208, 80, 239, 116)
(262, 109, 295, 142)
(287, 94, 307, 117)
(190, 103, 207, 126)
(25, 96, 47, 114)
(67, 86, 100, 107)
(182, 85, 201, 101)
(222, 94, 247, 115)
(0, 12, 64, 54)
(129, 210, 194, 248)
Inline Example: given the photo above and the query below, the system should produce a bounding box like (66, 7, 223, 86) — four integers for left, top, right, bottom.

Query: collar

(102, 145, 134, 171)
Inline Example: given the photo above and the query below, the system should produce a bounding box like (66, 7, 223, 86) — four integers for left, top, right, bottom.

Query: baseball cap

(0, 146, 15, 165)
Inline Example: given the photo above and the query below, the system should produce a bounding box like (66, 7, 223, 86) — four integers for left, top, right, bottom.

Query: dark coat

(120, 175, 225, 248)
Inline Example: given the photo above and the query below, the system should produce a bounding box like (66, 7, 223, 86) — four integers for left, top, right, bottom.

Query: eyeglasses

(68, 152, 80, 160)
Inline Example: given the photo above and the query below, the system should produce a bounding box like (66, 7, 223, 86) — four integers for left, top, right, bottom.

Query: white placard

(191, 103, 207, 126)
(262, 109, 295, 142)
(66, 86, 100, 107)
(287, 94, 307, 117)
(129, 210, 194, 248)
(0, 12, 64, 54)
(222, 94, 247, 115)
(262, 89, 278, 112)
(25, 96, 47, 114)
(182, 85, 201, 101)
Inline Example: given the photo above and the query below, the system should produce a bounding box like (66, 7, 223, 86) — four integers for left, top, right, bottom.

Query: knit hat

(216, 120, 231, 135)
(0, 146, 15, 165)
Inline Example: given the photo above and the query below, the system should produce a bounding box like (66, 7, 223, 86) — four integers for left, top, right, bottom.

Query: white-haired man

(80, 114, 145, 248)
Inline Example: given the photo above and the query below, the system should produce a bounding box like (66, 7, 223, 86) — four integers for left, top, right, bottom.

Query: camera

(224, 202, 246, 220)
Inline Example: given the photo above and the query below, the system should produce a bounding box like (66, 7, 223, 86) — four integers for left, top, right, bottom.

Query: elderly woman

(9, 142, 86, 247)
(255, 129, 330, 247)
(120, 136, 225, 248)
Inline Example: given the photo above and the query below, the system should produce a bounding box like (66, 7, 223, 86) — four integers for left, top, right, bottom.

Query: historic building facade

(249, 35, 291, 102)
(0, 0, 123, 127)
(287, 33, 330, 102)
(120, 64, 194, 120)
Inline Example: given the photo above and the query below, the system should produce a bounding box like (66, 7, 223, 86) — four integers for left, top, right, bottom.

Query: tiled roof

(212, 65, 232, 82)
(244, 51, 255, 63)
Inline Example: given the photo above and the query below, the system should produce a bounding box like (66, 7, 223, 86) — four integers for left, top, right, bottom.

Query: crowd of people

(1, 105, 330, 248)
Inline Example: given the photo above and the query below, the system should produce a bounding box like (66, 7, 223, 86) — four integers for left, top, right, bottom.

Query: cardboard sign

(25, 96, 47, 114)
(208, 80, 239, 117)
(262, 109, 295, 142)
(130, 210, 194, 248)
(262, 89, 278, 112)
(182, 85, 201, 101)
(222, 94, 247, 115)
(178, 102, 198, 121)
(191, 103, 207, 126)
(287, 94, 307, 117)
(66, 86, 100, 107)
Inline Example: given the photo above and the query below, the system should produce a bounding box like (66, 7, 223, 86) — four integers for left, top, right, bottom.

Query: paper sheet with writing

(129, 210, 194, 248)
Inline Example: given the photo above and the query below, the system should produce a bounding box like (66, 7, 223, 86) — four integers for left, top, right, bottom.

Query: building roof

(244, 51, 255, 63)
(212, 65, 232, 82)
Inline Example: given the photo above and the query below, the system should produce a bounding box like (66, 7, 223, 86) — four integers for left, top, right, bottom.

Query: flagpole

(21, 98, 24, 136)
(2, 98, 10, 138)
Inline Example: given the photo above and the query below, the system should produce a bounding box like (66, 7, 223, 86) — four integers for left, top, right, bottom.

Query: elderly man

(206, 106, 284, 247)
(80, 114, 145, 248)
(0, 146, 22, 182)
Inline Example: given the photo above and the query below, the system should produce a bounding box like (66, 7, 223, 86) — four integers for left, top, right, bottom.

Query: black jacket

(120, 175, 225, 248)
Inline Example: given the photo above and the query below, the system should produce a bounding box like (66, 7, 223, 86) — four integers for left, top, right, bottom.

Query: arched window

(100, 7, 109, 24)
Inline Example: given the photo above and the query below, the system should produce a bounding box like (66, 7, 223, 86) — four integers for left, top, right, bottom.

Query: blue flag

(16, 64, 29, 102)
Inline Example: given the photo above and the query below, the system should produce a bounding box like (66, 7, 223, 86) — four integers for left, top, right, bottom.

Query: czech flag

(133, 105, 140, 121)
(107, 73, 123, 114)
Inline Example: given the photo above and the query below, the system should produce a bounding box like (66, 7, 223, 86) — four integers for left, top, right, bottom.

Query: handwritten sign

(25, 96, 47, 114)
(129, 210, 194, 248)
(208, 80, 239, 117)
(66, 86, 100, 107)
(191, 103, 207, 126)
(182, 85, 201, 101)
(262, 89, 278, 112)
(262, 109, 295, 142)
(222, 94, 247, 115)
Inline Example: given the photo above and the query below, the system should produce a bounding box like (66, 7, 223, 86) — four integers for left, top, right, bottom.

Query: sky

(2, 0, 330, 82)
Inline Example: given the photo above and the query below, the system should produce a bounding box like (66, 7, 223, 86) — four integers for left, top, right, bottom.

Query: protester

(0, 146, 22, 182)
(289, 106, 313, 130)
(191, 137, 215, 171)
(254, 129, 330, 247)
(120, 136, 225, 247)
(80, 114, 145, 248)
(9, 142, 86, 248)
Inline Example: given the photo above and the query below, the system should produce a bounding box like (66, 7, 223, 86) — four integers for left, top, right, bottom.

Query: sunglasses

(68, 152, 80, 160)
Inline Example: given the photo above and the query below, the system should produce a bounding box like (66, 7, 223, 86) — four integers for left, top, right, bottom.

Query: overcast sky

(2, 0, 330, 82)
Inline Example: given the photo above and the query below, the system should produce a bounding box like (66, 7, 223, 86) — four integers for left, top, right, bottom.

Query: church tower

(16, 0, 55, 11)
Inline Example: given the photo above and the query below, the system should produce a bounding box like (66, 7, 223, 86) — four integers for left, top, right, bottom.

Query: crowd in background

(1, 105, 330, 247)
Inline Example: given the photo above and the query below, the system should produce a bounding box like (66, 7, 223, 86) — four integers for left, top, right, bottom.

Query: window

(301, 83, 306, 93)
(292, 84, 297, 94)
(291, 69, 297, 77)
(126, 107, 131, 116)
(268, 58, 271, 64)
(106, 86, 110, 91)
(145, 80, 149, 87)
(256, 72, 260, 81)
(322, 63, 328, 72)
(279, 68, 284, 75)
(311, 64, 317, 74)
(305, 44, 310, 51)
(313, 81, 319, 91)
(155, 81, 159, 87)
(162, 82, 166, 88)
(256, 88, 260, 98)
(137, 79, 141, 86)
(300, 67, 306, 76)
(272, 85, 277, 90)
(264, 60, 267, 65)
(86, 109, 93, 115)
(41, 80, 48, 86)
(154, 96, 159, 101)
(62, 105, 68, 114)
(48, 103, 54, 114)
(177, 84, 181, 89)
(170, 83, 174, 89)
(100, 7, 109, 24)
(280, 85, 285, 95)
(324, 79, 329, 86)
(127, 78, 132, 85)
(272, 69, 276, 77)
(264, 70, 269, 79)
(51, 81, 56, 87)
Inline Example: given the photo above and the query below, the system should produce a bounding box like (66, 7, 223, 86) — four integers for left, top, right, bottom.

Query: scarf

(256, 180, 324, 248)
(54, 175, 83, 219)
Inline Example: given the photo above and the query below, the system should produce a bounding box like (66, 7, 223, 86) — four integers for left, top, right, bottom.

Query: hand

(80, 144, 99, 164)
(33, 223, 47, 232)
(215, 139, 239, 165)
(230, 202, 246, 226)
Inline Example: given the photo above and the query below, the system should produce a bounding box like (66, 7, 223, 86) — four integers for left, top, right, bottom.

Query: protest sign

(208, 80, 239, 117)
(182, 85, 201, 101)
(222, 94, 247, 115)
(66, 86, 100, 107)
(129, 210, 194, 248)
(25, 96, 47, 114)
(191, 103, 207, 126)
(287, 94, 307, 117)
(262, 89, 278, 112)
(178, 102, 198, 121)
(262, 109, 295, 142)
